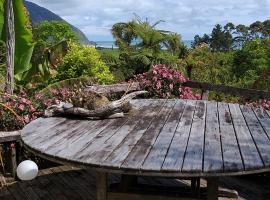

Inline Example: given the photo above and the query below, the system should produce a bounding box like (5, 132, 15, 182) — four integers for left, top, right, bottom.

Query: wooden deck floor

(0, 166, 270, 200)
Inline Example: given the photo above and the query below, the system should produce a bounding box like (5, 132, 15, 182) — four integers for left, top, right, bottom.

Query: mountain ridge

(24, 1, 95, 45)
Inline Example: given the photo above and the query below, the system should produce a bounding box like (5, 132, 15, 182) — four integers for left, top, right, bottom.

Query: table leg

(191, 178, 200, 198)
(96, 172, 107, 200)
(207, 177, 218, 200)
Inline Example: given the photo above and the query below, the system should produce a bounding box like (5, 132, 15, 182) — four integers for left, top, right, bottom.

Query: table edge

(22, 141, 270, 178)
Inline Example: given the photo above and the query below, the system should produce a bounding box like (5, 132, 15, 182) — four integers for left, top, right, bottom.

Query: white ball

(16, 160, 38, 181)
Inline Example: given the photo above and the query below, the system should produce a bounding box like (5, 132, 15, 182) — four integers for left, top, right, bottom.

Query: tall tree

(262, 20, 270, 38)
(210, 24, 224, 52)
(250, 21, 263, 39)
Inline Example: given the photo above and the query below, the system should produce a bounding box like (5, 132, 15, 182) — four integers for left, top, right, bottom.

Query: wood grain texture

(162, 100, 195, 171)
(183, 81, 270, 100)
(102, 99, 166, 167)
(241, 105, 270, 167)
(182, 101, 206, 172)
(142, 100, 185, 170)
(21, 99, 270, 177)
(70, 100, 152, 164)
(86, 100, 161, 165)
(203, 101, 223, 172)
(121, 100, 176, 170)
(229, 103, 263, 170)
(218, 102, 243, 172)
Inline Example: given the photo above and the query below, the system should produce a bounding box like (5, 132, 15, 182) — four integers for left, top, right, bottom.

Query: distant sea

(94, 40, 193, 49)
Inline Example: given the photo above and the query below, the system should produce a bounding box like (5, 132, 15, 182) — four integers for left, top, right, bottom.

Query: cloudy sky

(28, 0, 269, 41)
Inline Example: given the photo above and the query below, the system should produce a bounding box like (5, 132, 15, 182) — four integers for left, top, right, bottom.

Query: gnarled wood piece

(44, 91, 147, 119)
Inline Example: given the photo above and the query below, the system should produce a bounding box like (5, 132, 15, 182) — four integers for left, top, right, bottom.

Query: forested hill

(24, 1, 94, 45)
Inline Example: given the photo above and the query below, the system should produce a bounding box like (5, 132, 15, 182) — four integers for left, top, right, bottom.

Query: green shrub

(56, 43, 114, 84)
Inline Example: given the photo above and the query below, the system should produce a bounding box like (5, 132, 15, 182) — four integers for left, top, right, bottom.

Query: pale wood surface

(21, 99, 270, 177)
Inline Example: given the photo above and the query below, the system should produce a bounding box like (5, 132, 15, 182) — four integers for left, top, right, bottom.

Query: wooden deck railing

(86, 81, 270, 100)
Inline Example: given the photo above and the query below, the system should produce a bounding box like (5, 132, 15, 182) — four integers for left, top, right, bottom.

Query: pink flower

(156, 80, 162, 90)
(34, 93, 43, 100)
(18, 104, 25, 111)
(169, 83, 173, 90)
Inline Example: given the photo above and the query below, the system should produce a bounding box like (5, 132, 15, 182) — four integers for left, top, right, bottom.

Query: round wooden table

(21, 99, 270, 200)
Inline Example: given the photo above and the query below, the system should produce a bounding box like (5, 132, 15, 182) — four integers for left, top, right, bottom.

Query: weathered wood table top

(21, 99, 270, 177)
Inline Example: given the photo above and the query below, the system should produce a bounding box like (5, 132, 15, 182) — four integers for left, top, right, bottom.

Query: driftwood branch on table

(44, 91, 147, 119)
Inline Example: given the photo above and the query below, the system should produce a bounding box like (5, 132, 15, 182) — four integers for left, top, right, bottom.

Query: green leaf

(0, 0, 4, 37)
(12, 0, 35, 80)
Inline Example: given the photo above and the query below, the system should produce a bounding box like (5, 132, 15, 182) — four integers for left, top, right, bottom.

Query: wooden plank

(83, 100, 159, 165)
(122, 100, 176, 170)
(108, 192, 200, 200)
(182, 101, 206, 172)
(36, 169, 67, 200)
(38, 168, 69, 200)
(21, 117, 66, 138)
(241, 105, 270, 167)
(183, 81, 270, 100)
(228, 103, 263, 170)
(102, 99, 166, 167)
(22, 117, 68, 144)
(218, 102, 243, 172)
(96, 172, 107, 200)
(49, 167, 89, 200)
(162, 100, 196, 171)
(253, 107, 270, 140)
(50, 119, 116, 157)
(34, 119, 100, 153)
(0, 131, 20, 143)
(27, 119, 95, 152)
(70, 100, 153, 163)
(142, 100, 186, 171)
(203, 101, 223, 172)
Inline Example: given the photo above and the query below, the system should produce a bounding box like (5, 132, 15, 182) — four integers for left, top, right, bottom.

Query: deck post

(207, 177, 218, 200)
(9, 142, 17, 178)
(191, 178, 200, 198)
(96, 171, 107, 200)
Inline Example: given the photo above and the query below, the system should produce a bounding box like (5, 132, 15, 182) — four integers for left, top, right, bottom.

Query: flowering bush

(0, 92, 41, 131)
(246, 99, 270, 110)
(0, 87, 93, 131)
(133, 64, 200, 99)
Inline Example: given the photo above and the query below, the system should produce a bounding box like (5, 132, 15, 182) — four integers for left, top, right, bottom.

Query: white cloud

(28, 0, 270, 41)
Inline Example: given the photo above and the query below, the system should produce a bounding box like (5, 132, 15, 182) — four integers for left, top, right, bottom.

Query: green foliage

(56, 43, 114, 84)
(232, 39, 270, 89)
(193, 19, 270, 52)
(0, 0, 35, 81)
(180, 45, 234, 84)
(111, 17, 186, 76)
(21, 39, 68, 88)
(33, 20, 79, 46)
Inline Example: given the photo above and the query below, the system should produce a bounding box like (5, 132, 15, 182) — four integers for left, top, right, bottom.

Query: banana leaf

(0, 0, 35, 81)
(0, 0, 4, 36)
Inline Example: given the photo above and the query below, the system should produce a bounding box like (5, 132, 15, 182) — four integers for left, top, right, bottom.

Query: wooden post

(9, 142, 17, 178)
(207, 177, 218, 200)
(5, 0, 15, 94)
(96, 172, 107, 200)
(191, 178, 200, 198)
